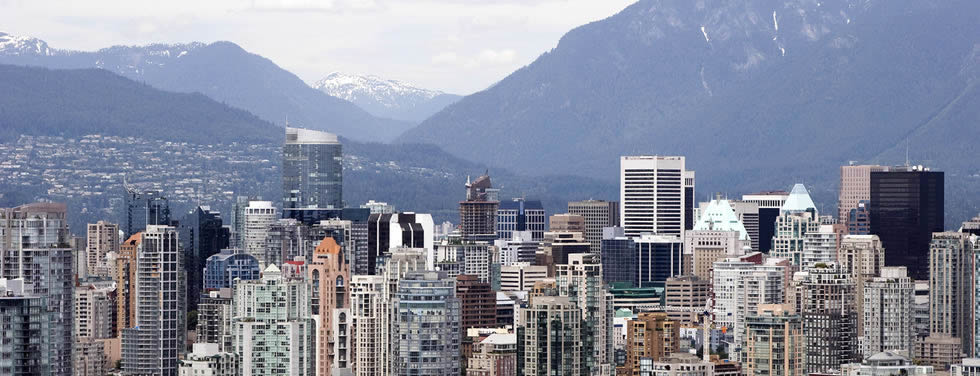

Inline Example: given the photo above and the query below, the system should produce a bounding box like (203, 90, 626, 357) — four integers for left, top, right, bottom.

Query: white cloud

(431, 51, 458, 64)
(477, 49, 516, 64)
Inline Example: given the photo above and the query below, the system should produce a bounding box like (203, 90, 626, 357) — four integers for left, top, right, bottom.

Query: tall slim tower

(870, 166, 944, 280)
(459, 174, 499, 242)
(517, 296, 584, 376)
(839, 164, 889, 221)
(0, 203, 74, 376)
(283, 127, 343, 210)
(801, 264, 859, 374)
(862, 267, 914, 358)
(620, 156, 688, 239)
(741, 191, 790, 254)
(124, 188, 171, 238)
(243, 201, 277, 266)
(308, 237, 351, 375)
(179, 206, 230, 311)
(87, 220, 120, 277)
(121, 225, 186, 376)
(567, 199, 620, 253)
(393, 271, 460, 376)
(928, 232, 974, 357)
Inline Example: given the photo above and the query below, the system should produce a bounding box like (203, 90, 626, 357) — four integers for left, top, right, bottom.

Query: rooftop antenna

(285, 114, 289, 127)
(905, 138, 910, 167)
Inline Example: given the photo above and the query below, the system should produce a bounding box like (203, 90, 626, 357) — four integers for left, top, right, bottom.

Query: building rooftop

(285, 127, 339, 144)
(780, 184, 817, 213)
(693, 199, 750, 241)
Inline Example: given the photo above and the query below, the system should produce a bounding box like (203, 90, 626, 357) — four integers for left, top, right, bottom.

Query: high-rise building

(393, 271, 461, 376)
(233, 264, 315, 376)
(633, 234, 684, 288)
(771, 184, 820, 266)
(863, 267, 914, 358)
(517, 296, 584, 376)
(622, 312, 680, 375)
(361, 200, 395, 214)
(242, 201, 277, 266)
(460, 174, 500, 243)
(712, 257, 788, 356)
(652, 354, 714, 376)
(744, 304, 803, 376)
(497, 198, 545, 241)
(178, 343, 240, 376)
(620, 156, 688, 239)
(87, 220, 120, 277)
(0, 203, 74, 376)
(742, 191, 790, 254)
(434, 242, 498, 283)
(308, 237, 351, 375)
(198, 288, 234, 352)
(494, 231, 539, 266)
(664, 275, 710, 326)
(556, 253, 614, 371)
(75, 278, 116, 340)
(282, 127, 343, 210)
(801, 264, 860, 374)
(961, 215, 980, 236)
(466, 333, 517, 376)
(847, 201, 872, 235)
(115, 233, 140, 336)
(179, 206, 230, 311)
(540, 230, 590, 272)
(0, 278, 52, 376)
(349, 274, 385, 376)
(687, 199, 750, 278)
(549, 213, 586, 234)
(838, 235, 885, 334)
(870, 166, 944, 280)
(202, 250, 260, 290)
(952, 358, 980, 376)
(499, 263, 548, 292)
(685, 170, 696, 232)
(568, 199, 620, 254)
(929, 232, 975, 357)
(600, 231, 635, 287)
(802, 224, 838, 268)
(366, 212, 434, 274)
(839, 165, 890, 222)
(124, 188, 171, 237)
(122, 225, 186, 376)
(457, 274, 497, 331)
(229, 195, 256, 249)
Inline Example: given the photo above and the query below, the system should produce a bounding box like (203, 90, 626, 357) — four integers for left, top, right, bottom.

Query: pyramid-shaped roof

(780, 184, 817, 213)
(693, 199, 750, 241)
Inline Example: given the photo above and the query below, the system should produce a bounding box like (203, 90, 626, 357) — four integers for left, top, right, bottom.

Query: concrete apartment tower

(308, 237, 351, 376)
(393, 271, 461, 376)
(862, 267, 914, 358)
(87, 220, 120, 277)
(927, 232, 975, 358)
(744, 304, 803, 376)
(459, 174, 500, 242)
(283, 127, 343, 210)
(801, 264, 860, 374)
(243, 201, 277, 266)
(838, 235, 885, 334)
(620, 156, 688, 239)
(517, 296, 584, 376)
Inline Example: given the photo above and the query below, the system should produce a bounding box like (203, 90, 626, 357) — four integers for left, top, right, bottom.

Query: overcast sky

(0, 0, 634, 94)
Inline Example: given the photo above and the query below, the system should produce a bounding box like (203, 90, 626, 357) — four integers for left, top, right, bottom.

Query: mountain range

(312, 72, 461, 123)
(399, 0, 980, 224)
(0, 32, 411, 142)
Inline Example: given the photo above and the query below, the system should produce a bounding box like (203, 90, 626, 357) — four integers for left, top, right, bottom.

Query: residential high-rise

(838, 235, 885, 334)
(541, 230, 590, 271)
(87, 220, 120, 277)
(0, 278, 52, 376)
(122, 225, 186, 376)
(366, 212, 434, 274)
(457, 274, 497, 331)
(233, 264, 315, 376)
(0, 203, 74, 376)
(863, 267, 914, 358)
(801, 264, 859, 374)
(962, 215, 980, 236)
(712, 257, 788, 356)
(75, 278, 116, 340)
(556, 253, 614, 372)
(517, 296, 584, 376)
(282, 126, 343, 210)
(229, 195, 255, 249)
(179, 206, 231, 310)
(742, 191, 790, 254)
(771, 184, 820, 266)
(622, 312, 680, 375)
(124, 188, 171, 237)
(568, 199, 620, 254)
(202, 250, 260, 290)
(198, 289, 234, 352)
(349, 274, 385, 376)
(393, 271, 461, 376)
(434, 241, 498, 282)
(870, 166, 944, 280)
(466, 333, 517, 376)
(178, 343, 240, 376)
(929, 232, 975, 357)
(460, 174, 500, 242)
(620, 156, 688, 239)
(839, 165, 890, 222)
(242, 201, 277, 266)
(497, 198, 545, 240)
(115, 233, 140, 335)
(744, 304, 804, 376)
(802, 224, 838, 268)
(308, 237, 351, 375)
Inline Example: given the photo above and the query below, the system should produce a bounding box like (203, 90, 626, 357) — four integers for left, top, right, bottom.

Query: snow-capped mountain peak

(0, 32, 56, 56)
(312, 72, 460, 122)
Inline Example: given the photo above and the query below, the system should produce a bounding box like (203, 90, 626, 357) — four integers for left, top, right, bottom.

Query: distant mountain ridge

(313, 72, 461, 123)
(0, 33, 411, 142)
(399, 0, 980, 224)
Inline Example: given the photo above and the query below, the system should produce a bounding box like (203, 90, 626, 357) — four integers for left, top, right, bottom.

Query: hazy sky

(0, 0, 634, 94)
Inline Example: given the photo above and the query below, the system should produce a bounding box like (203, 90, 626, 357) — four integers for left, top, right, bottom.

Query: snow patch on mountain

(313, 72, 446, 109)
(0, 32, 55, 56)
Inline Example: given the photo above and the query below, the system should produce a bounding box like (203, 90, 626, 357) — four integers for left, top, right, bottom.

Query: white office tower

(243, 201, 278, 266)
(620, 156, 688, 239)
(178, 343, 240, 376)
(350, 248, 427, 376)
(712, 257, 788, 358)
(233, 264, 314, 376)
(839, 235, 886, 335)
(86, 220, 120, 277)
(494, 230, 539, 266)
(863, 267, 915, 358)
(556, 253, 614, 370)
(687, 198, 751, 280)
(122, 225, 186, 376)
(802, 224, 838, 268)
(771, 184, 820, 266)
(500, 262, 549, 292)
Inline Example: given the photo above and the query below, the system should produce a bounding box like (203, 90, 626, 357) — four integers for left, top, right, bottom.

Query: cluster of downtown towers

(0, 128, 974, 376)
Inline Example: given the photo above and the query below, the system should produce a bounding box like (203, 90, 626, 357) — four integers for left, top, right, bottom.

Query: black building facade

(870, 169, 944, 280)
(179, 206, 230, 311)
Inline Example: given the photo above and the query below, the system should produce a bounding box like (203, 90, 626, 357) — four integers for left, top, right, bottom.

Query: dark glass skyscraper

(870, 168, 944, 280)
(282, 127, 343, 211)
(124, 188, 171, 237)
(179, 206, 230, 310)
